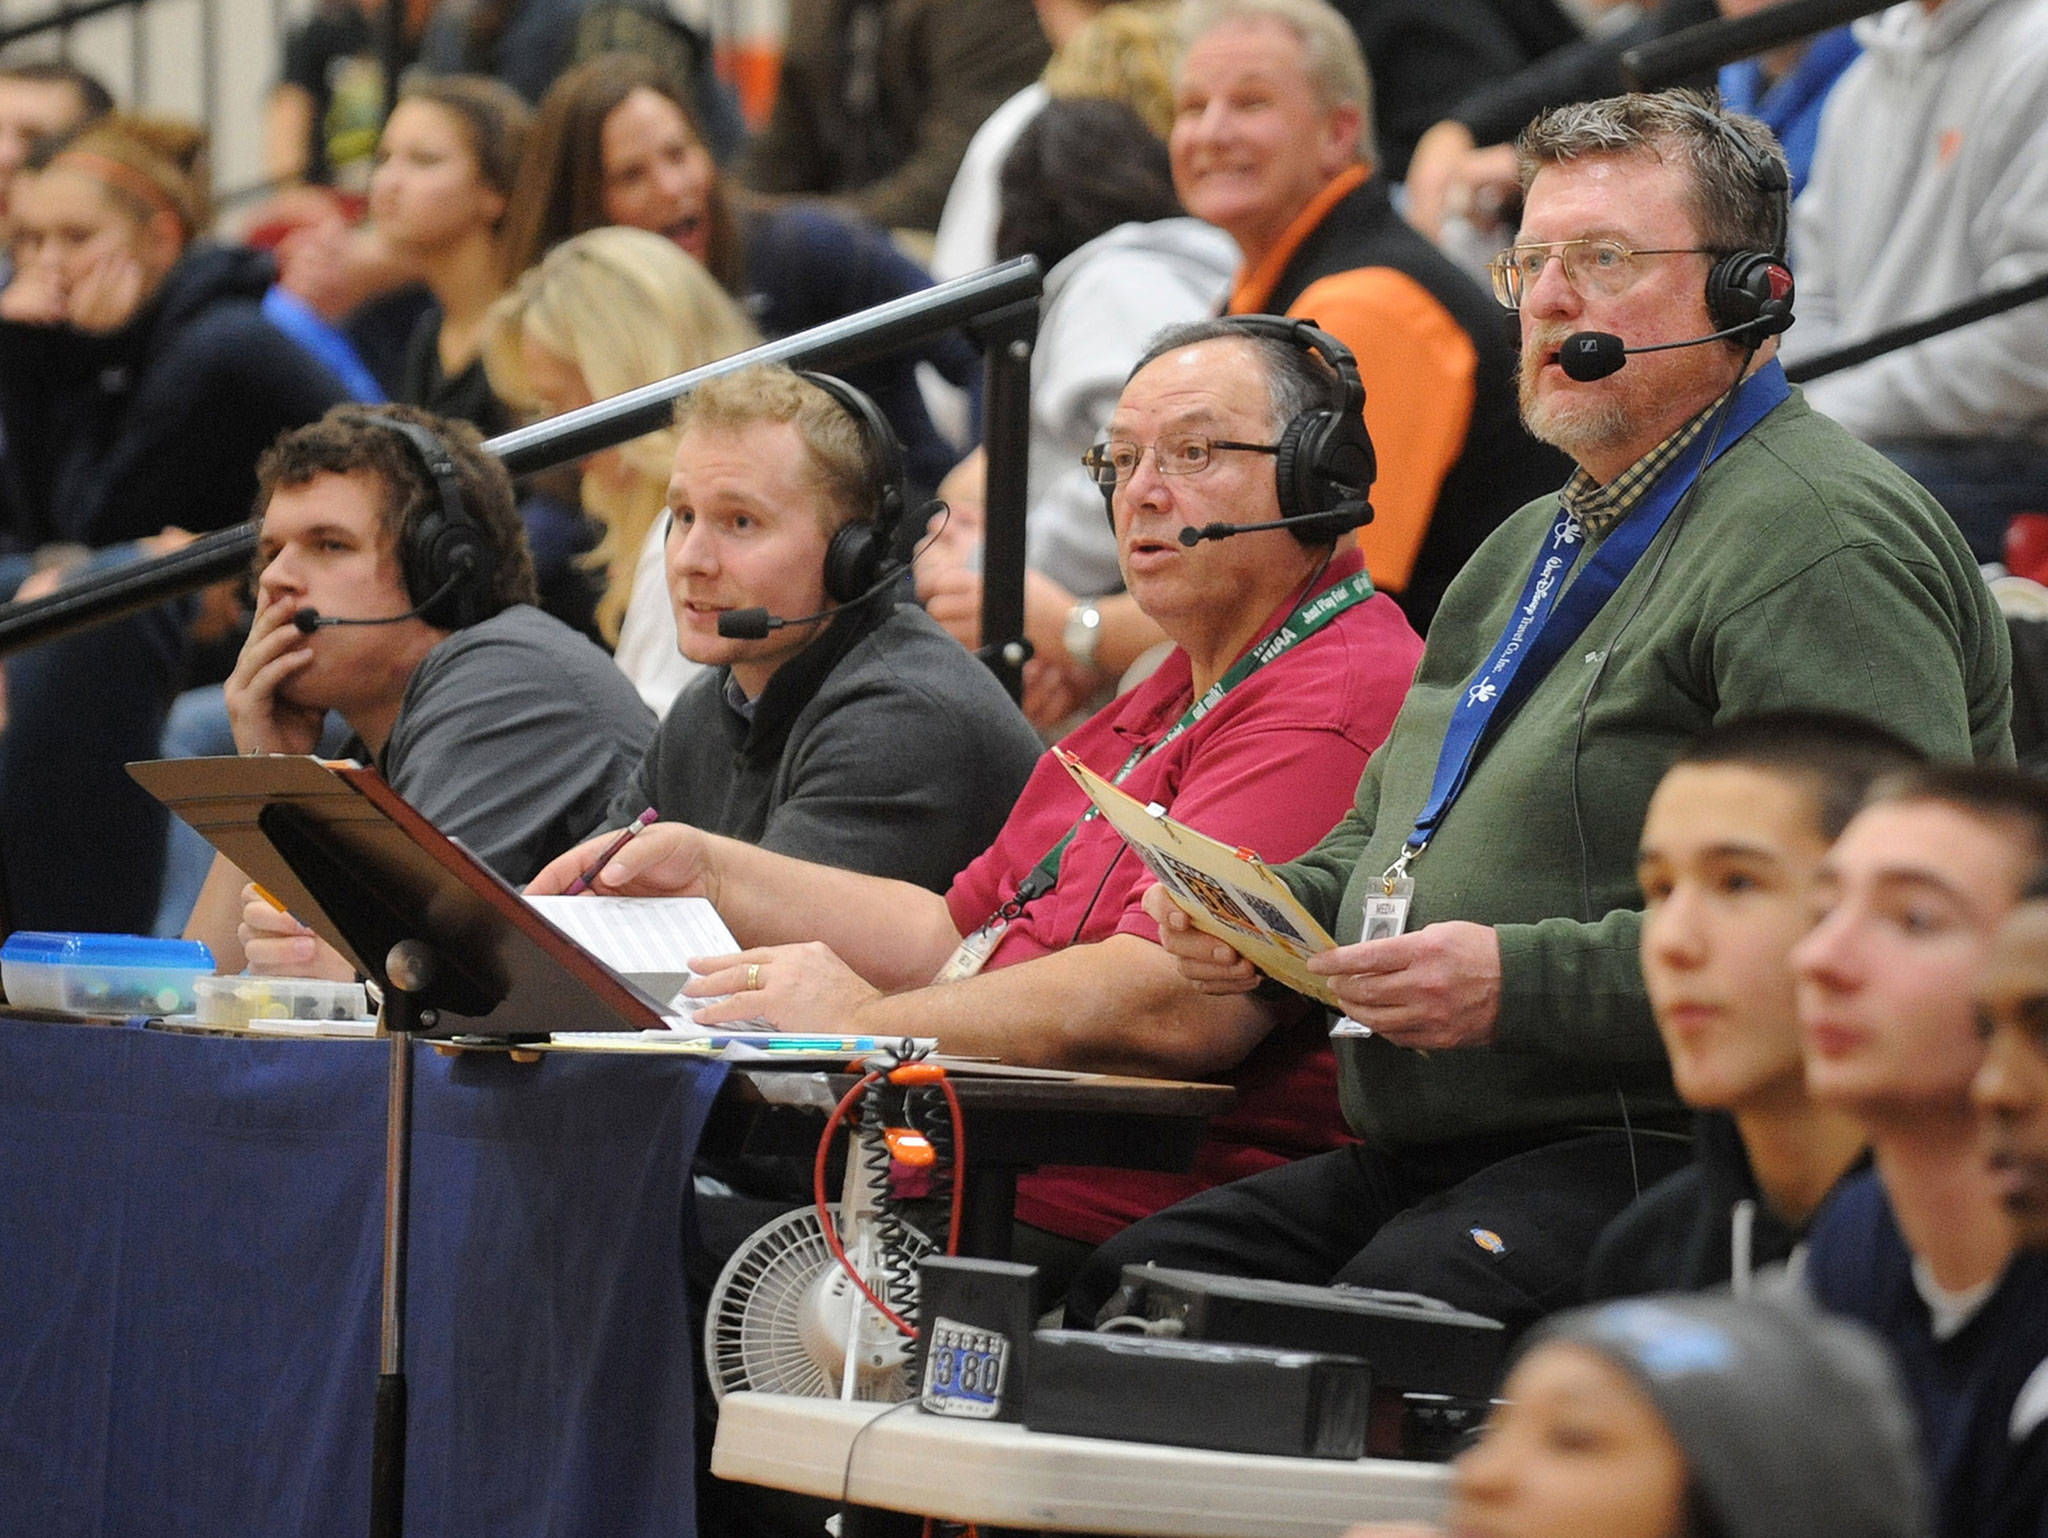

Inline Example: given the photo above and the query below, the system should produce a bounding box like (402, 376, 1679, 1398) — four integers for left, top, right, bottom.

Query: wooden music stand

(130, 754, 667, 1039)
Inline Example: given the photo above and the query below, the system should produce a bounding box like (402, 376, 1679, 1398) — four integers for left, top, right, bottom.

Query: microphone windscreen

(291, 609, 324, 634)
(1559, 332, 1627, 382)
(1178, 526, 1208, 547)
(716, 607, 774, 640)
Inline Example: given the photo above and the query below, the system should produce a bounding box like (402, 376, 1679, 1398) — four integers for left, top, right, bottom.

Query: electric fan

(703, 1204, 934, 1401)
(703, 1133, 937, 1402)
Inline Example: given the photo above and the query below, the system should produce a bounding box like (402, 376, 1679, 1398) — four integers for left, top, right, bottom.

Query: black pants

(1066, 1128, 1691, 1336)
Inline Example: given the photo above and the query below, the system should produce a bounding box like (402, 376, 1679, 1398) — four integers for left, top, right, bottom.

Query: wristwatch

(1062, 600, 1104, 672)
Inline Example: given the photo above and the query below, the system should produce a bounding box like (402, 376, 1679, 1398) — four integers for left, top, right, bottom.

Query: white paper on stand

(524, 895, 755, 1026)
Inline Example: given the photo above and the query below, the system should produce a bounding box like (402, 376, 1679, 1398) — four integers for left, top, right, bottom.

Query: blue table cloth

(0, 1018, 726, 1538)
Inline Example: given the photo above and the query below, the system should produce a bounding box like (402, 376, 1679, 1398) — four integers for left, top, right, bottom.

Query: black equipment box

(1022, 1330, 1372, 1460)
(1113, 1266, 1508, 1400)
(911, 1255, 1042, 1422)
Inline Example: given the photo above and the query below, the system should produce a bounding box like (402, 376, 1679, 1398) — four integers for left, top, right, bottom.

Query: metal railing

(0, 256, 1046, 693)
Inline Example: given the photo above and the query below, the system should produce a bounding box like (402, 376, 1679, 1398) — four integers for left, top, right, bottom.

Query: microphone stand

(970, 297, 1043, 703)
(369, 943, 429, 1538)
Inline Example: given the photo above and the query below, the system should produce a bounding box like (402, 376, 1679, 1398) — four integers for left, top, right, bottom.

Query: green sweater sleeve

(1279, 750, 1384, 929)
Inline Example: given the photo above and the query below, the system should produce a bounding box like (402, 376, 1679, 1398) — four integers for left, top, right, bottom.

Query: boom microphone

(290, 570, 465, 633)
(1176, 503, 1374, 547)
(1557, 322, 1777, 382)
(715, 564, 905, 640)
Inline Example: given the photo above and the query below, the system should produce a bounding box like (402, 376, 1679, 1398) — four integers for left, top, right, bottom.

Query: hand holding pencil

(237, 881, 354, 981)
(527, 814, 720, 899)
(563, 808, 659, 896)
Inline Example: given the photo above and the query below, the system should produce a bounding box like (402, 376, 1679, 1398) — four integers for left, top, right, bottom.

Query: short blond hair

(1178, 0, 1375, 162)
(673, 366, 884, 538)
(1045, 0, 1182, 139)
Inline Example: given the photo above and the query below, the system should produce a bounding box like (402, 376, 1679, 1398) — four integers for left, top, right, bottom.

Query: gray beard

(1518, 359, 1632, 465)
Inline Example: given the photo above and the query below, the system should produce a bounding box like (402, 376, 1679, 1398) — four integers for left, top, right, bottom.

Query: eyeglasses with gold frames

(1487, 238, 1719, 310)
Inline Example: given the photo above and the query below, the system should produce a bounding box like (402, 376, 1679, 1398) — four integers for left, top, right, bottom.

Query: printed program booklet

(1052, 748, 1343, 1010)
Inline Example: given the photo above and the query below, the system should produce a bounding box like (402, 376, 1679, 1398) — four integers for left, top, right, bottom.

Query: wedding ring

(746, 963, 762, 991)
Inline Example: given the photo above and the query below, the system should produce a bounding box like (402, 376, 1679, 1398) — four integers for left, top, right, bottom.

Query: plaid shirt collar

(1559, 385, 1734, 538)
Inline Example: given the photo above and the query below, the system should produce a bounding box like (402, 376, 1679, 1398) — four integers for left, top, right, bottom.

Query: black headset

(798, 371, 910, 603)
(348, 412, 498, 630)
(1097, 316, 1377, 546)
(1674, 98, 1797, 340)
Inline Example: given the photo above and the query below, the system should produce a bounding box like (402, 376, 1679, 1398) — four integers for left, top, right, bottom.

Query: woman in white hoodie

(1783, 0, 2048, 562)
(918, 96, 1237, 730)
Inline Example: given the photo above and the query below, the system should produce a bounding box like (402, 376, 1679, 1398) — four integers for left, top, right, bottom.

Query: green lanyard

(1009, 569, 1378, 911)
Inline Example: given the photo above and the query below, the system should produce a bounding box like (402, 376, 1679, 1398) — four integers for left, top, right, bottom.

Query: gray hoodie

(1024, 217, 1240, 599)
(1784, 0, 2048, 444)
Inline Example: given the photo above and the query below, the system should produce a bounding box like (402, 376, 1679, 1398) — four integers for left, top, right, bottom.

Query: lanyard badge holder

(1331, 366, 1792, 1035)
(935, 571, 1381, 985)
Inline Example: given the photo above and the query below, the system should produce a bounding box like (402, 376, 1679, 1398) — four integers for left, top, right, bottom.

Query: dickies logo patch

(1470, 1227, 1507, 1255)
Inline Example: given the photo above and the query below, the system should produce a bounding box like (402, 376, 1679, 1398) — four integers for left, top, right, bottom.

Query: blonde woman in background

(483, 225, 757, 714)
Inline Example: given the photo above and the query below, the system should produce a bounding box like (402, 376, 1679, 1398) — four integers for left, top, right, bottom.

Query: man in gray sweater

(189, 404, 656, 975)
(596, 365, 1043, 893)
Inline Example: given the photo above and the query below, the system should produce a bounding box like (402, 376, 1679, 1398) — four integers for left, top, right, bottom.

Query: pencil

(564, 807, 659, 895)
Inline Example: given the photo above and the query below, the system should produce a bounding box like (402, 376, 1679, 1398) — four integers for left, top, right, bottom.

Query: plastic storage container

(1, 932, 216, 1017)
(193, 974, 372, 1030)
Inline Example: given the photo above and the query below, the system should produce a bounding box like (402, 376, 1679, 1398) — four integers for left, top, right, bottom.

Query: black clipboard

(129, 755, 665, 1039)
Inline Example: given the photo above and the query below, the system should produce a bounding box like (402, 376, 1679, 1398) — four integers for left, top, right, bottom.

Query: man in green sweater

(1074, 89, 2011, 1333)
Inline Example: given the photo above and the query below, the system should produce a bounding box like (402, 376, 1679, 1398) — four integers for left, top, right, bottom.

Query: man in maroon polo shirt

(532, 317, 1423, 1265)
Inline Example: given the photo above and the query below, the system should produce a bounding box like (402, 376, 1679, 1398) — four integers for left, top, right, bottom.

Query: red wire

(813, 1069, 919, 1339)
(935, 1071, 967, 1255)
(809, 1059, 972, 1340)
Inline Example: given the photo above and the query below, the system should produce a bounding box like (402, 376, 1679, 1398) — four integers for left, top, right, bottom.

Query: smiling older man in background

(1172, 0, 1565, 627)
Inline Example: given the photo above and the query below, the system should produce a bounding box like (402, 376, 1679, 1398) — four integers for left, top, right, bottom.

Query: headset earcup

(1278, 411, 1377, 542)
(798, 372, 909, 604)
(823, 518, 885, 604)
(1311, 415, 1377, 516)
(407, 515, 495, 628)
(1706, 251, 1796, 337)
(1271, 415, 1314, 525)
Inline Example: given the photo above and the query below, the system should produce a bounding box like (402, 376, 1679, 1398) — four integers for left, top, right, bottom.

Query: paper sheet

(1052, 748, 1346, 1010)
(523, 895, 739, 971)
(524, 895, 757, 1026)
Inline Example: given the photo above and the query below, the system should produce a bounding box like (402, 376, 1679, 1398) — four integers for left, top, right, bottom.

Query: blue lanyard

(1399, 362, 1790, 866)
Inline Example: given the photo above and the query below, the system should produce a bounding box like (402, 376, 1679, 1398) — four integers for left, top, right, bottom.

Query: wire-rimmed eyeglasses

(1082, 433, 1282, 489)
(1487, 238, 1718, 310)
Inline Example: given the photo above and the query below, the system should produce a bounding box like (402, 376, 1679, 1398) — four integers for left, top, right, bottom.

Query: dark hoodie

(0, 241, 350, 555)
(1582, 1111, 1869, 1301)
